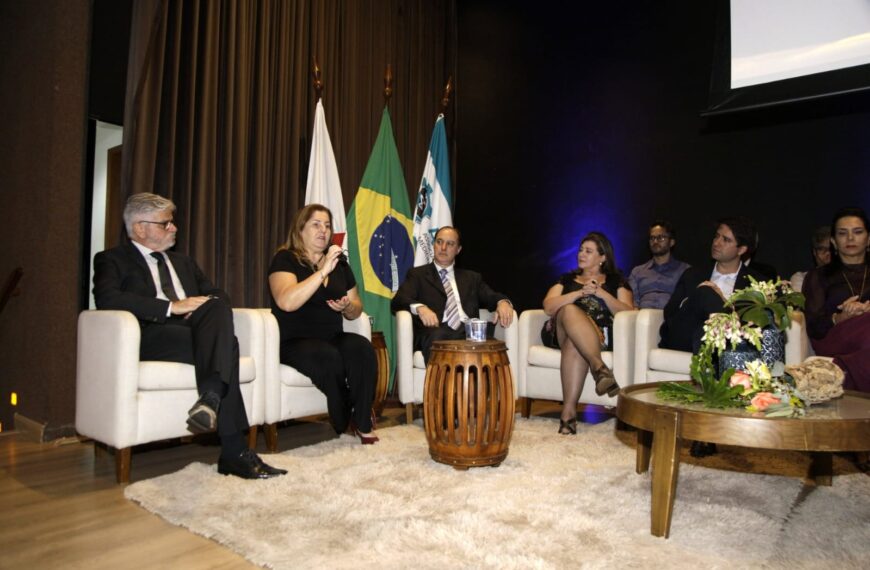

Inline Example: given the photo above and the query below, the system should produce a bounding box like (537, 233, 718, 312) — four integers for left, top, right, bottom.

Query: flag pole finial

(384, 64, 393, 102)
(312, 57, 323, 98)
(440, 76, 454, 115)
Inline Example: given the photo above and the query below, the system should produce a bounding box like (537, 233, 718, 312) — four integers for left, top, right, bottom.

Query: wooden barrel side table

(423, 339, 516, 469)
(371, 331, 389, 416)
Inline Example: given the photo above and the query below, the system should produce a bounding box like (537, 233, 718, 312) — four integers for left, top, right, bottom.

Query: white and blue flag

(413, 114, 453, 266)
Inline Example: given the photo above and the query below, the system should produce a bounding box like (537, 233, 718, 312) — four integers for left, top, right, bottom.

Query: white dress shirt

(410, 262, 471, 324)
(131, 241, 188, 314)
(710, 262, 741, 298)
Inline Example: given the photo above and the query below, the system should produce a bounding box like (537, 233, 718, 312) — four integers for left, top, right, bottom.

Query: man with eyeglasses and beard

(92, 192, 286, 480)
(627, 220, 690, 310)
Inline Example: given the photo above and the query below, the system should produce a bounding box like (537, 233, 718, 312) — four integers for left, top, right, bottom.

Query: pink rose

(750, 392, 780, 411)
(730, 371, 752, 391)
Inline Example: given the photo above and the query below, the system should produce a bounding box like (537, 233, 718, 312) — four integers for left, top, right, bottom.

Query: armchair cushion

(138, 359, 256, 391)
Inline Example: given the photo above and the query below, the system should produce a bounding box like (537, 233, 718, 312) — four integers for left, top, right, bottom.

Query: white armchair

(75, 308, 265, 483)
(259, 309, 371, 452)
(634, 308, 809, 383)
(517, 309, 639, 416)
(395, 309, 518, 424)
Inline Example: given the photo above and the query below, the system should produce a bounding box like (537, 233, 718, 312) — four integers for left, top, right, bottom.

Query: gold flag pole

(439, 76, 453, 116)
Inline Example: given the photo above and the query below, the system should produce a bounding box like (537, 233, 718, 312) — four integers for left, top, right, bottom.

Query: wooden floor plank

(0, 406, 409, 569)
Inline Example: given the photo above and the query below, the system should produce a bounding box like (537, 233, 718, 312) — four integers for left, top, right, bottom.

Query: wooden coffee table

(616, 382, 870, 538)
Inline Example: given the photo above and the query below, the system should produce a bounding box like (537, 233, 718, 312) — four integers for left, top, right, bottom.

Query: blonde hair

(280, 204, 333, 269)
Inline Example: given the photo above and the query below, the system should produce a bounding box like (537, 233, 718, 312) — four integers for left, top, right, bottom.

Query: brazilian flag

(346, 107, 414, 389)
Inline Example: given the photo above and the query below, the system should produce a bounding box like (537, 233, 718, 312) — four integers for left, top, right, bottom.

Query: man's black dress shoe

(218, 449, 287, 479)
(689, 441, 718, 458)
(187, 391, 221, 433)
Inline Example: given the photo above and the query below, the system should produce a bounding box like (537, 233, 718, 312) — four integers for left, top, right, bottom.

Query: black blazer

(93, 241, 227, 325)
(661, 262, 766, 323)
(391, 264, 508, 333)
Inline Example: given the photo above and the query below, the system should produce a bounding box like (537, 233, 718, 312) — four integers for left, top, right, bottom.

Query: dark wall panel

(456, 0, 870, 312)
(0, 0, 90, 433)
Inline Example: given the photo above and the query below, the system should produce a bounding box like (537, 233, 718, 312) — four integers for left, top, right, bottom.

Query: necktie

(150, 252, 179, 302)
(439, 268, 462, 330)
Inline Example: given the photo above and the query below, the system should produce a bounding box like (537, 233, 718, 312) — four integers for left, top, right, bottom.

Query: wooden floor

(2, 400, 865, 569)
(0, 404, 415, 570)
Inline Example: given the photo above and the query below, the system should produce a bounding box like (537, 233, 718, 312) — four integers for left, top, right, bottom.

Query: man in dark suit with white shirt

(391, 226, 513, 363)
(93, 192, 285, 479)
(659, 216, 767, 353)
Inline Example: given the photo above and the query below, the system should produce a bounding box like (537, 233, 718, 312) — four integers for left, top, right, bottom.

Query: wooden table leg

(809, 451, 833, 486)
(636, 429, 652, 474)
(650, 408, 681, 538)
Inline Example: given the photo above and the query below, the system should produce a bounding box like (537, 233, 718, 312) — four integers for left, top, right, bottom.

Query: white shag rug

(125, 418, 870, 569)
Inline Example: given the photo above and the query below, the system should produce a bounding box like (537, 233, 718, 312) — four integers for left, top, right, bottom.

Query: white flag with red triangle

(305, 99, 346, 248)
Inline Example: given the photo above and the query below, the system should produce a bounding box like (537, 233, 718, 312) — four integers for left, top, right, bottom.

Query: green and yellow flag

(346, 107, 414, 388)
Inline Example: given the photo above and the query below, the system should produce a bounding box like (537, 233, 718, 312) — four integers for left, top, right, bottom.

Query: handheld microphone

(329, 244, 348, 263)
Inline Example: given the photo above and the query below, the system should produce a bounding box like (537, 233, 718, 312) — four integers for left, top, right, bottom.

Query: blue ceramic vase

(719, 342, 761, 375)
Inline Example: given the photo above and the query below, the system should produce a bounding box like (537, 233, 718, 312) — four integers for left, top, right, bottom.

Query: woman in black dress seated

(803, 207, 870, 392)
(268, 204, 379, 443)
(542, 231, 634, 434)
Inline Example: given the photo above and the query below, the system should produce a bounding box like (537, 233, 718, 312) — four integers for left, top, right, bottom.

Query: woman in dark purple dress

(803, 207, 870, 392)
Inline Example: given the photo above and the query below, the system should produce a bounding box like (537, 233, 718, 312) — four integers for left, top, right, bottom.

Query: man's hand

(493, 300, 514, 328)
(170, 296, 211, 316)
(417, 305, 440, 327)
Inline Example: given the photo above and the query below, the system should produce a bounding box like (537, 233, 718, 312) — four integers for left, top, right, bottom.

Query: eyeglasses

(649, 235, 671, 243)
(138, 219, 175, 230)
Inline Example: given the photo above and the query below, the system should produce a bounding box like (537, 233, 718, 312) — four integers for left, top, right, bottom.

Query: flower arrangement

(657, 278, 816, 417)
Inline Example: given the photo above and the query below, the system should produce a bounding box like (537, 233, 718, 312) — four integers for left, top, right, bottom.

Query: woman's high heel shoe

(558, 418, 577, 435)
(592, 364, 620, 397)
(355, 429, 379, 445)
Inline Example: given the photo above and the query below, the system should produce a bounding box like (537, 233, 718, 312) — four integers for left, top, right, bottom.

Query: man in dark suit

(658, 216, 768, 458)
(93, 193, 285, 480)
(659, 217, 767, 353)
(391, 226, 513, 362)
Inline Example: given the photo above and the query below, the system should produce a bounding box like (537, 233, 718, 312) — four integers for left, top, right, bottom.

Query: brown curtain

(121, 0, 458, 307)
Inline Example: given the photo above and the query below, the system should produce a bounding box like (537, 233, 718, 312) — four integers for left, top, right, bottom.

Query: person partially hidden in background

(627, 220, 689, 309)
(268, 204, 379, 444)
(391, 226, 513, 363)
(541, 231, 634, 435)
(93, 193, 286, 479)
(789, 225, 832, 292)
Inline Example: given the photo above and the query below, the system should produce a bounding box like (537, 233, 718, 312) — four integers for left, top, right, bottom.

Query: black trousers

(416, 322, 496, 363)
(658, 286, 726, 353)
(280, 332, 377, 433)
(139, 298, 249, 437)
